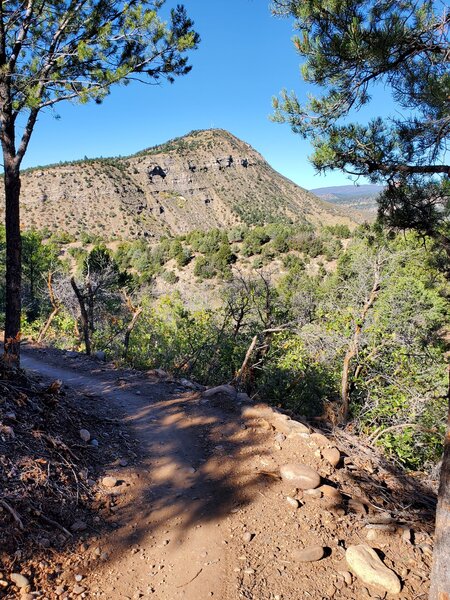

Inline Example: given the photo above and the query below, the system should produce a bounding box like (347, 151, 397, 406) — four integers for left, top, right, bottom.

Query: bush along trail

(0, 344, 437, 599)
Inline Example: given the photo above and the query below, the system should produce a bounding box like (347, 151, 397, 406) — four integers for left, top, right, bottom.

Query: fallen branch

(232, 335, 258, 385)
(0, 499, 24, 530)
(176, 568, 203, 588)
(32, 508, 72, 537)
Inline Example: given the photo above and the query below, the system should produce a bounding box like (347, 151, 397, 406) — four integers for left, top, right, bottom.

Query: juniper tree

(0, 0, 199, 364)
(271, 2, 449, 597)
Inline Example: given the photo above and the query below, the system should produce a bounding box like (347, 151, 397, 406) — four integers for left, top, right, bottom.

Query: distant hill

(1, 129, 357, 240)
(310, 184, 384, 214)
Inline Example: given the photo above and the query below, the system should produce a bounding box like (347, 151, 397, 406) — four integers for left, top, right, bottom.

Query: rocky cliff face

(3, 129, 356, 239)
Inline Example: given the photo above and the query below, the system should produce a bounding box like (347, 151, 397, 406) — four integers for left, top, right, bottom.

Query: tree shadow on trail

(4, 348, 278, 597)
(101, 384, 277, 554)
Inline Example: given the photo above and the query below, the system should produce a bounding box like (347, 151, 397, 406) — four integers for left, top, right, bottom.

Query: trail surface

(21, 348, 270, 600)
(21, 347, 435, 600)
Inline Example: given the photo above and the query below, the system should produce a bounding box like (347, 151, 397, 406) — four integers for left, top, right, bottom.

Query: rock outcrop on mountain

(4, 129, 356, 238)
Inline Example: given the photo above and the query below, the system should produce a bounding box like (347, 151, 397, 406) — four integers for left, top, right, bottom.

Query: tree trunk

(123, 307, 142, 358)
(70, 277, 91, 355)
(37, 272, 60, 343)
(37, 306, 60, 343)
(429, 368, 450, 600)
(2, 163, 22, 366)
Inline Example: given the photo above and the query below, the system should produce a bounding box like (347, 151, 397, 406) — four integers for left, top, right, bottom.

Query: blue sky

(19, 0, 391, 190)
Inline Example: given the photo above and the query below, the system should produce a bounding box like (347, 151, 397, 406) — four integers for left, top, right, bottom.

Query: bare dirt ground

(1, 345, 437, 599)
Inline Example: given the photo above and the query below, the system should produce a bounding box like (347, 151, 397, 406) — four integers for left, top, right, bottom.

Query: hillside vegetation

(0, 129, 356, 239)
(11, 221, 449, 472)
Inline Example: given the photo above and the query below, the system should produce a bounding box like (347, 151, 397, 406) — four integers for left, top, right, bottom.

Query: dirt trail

(21, 349, 272, 600)
(20, 347, 435, 600)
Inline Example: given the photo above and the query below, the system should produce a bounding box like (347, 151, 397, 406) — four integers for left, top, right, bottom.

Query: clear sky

(19, 0, 390, 190)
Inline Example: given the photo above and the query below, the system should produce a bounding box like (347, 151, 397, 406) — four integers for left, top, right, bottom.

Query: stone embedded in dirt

(280, 464, 321, 489)
(286, 496, 300, 508)
(90, 439, 99, 448)
(102, 476, 118, 488)
(74, 574, 83, 582)
(319, 485, 342, 500)
(322, 447, 341, 467)
(119, 458, 128, 467)
(401, 528, 412, 544)
(10, 573, 30, 588)
(292, 546, 325, 562)
(73, 584, 86, 595)
(310, 432, 331, 447)
(79, 429, 91, 443)
(242, 532, 254, 543)
(287, 420, 310, 435)
(348, 498, 368, 515)
(305, 488, 323, 498)
(345, 544, 401, 594)
(55, 585, 65, 596)
(71, 520, 87, 532)
(338, 571, 353, 586)
(274, 433, 286, 444)
(203, 384, 236, 398)
(1, 425, 15, 437)
(241, 404, 274, 419)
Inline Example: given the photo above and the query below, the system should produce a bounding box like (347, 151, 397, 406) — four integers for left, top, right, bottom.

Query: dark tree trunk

(429, 369, 450, 600)
(70, 277, 91, 355)
(2, 163, 21, 366)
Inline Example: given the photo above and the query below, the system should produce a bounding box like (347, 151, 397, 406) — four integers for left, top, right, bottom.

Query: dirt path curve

(21, 349, 272, 600)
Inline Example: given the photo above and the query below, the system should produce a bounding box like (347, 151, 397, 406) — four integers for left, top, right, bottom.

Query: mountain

(310, 184, 384, 214)
(4, 129, 357, 239)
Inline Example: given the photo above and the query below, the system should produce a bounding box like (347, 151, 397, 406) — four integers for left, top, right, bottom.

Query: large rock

(292, 545, 325, 562)
(101, 476, 118, 488)
(79, 429, 91, 443)
(10, 574, 29, 589)
(310, 432, 331, 447)
(345, 544, 401, 594)
(280, 463, 321, 489)
(322, 447, 341, 467)
(202, 384, 236, 399)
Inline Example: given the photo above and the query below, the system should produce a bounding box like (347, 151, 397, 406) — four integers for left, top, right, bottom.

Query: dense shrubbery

(5, 223, 448, 470)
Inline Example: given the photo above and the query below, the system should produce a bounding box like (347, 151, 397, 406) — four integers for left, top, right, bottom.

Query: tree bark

(37, 272, 60, 343)
(429, 367, 450, 600)
(2, 163, 22, 366)
(123, 306, 142, 358)
(70, 277, 91, 355)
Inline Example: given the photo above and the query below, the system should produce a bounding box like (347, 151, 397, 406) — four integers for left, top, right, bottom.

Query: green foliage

(15, 222, 448, 472)
(272, 0, 449, 242)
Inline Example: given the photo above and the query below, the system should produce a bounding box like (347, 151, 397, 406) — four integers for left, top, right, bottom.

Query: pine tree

(0, 0, 199, 365)
(271, 2, 449, 597)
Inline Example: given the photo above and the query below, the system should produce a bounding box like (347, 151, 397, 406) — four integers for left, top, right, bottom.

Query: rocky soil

(0, 345, 436, 599)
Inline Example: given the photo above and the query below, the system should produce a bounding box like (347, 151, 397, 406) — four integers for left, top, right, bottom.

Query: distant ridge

(311, 184, 384, 214)
(2, 129, 357, 239)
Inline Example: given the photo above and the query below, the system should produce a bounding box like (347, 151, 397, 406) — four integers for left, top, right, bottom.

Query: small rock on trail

(280, 463, 321, 489)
